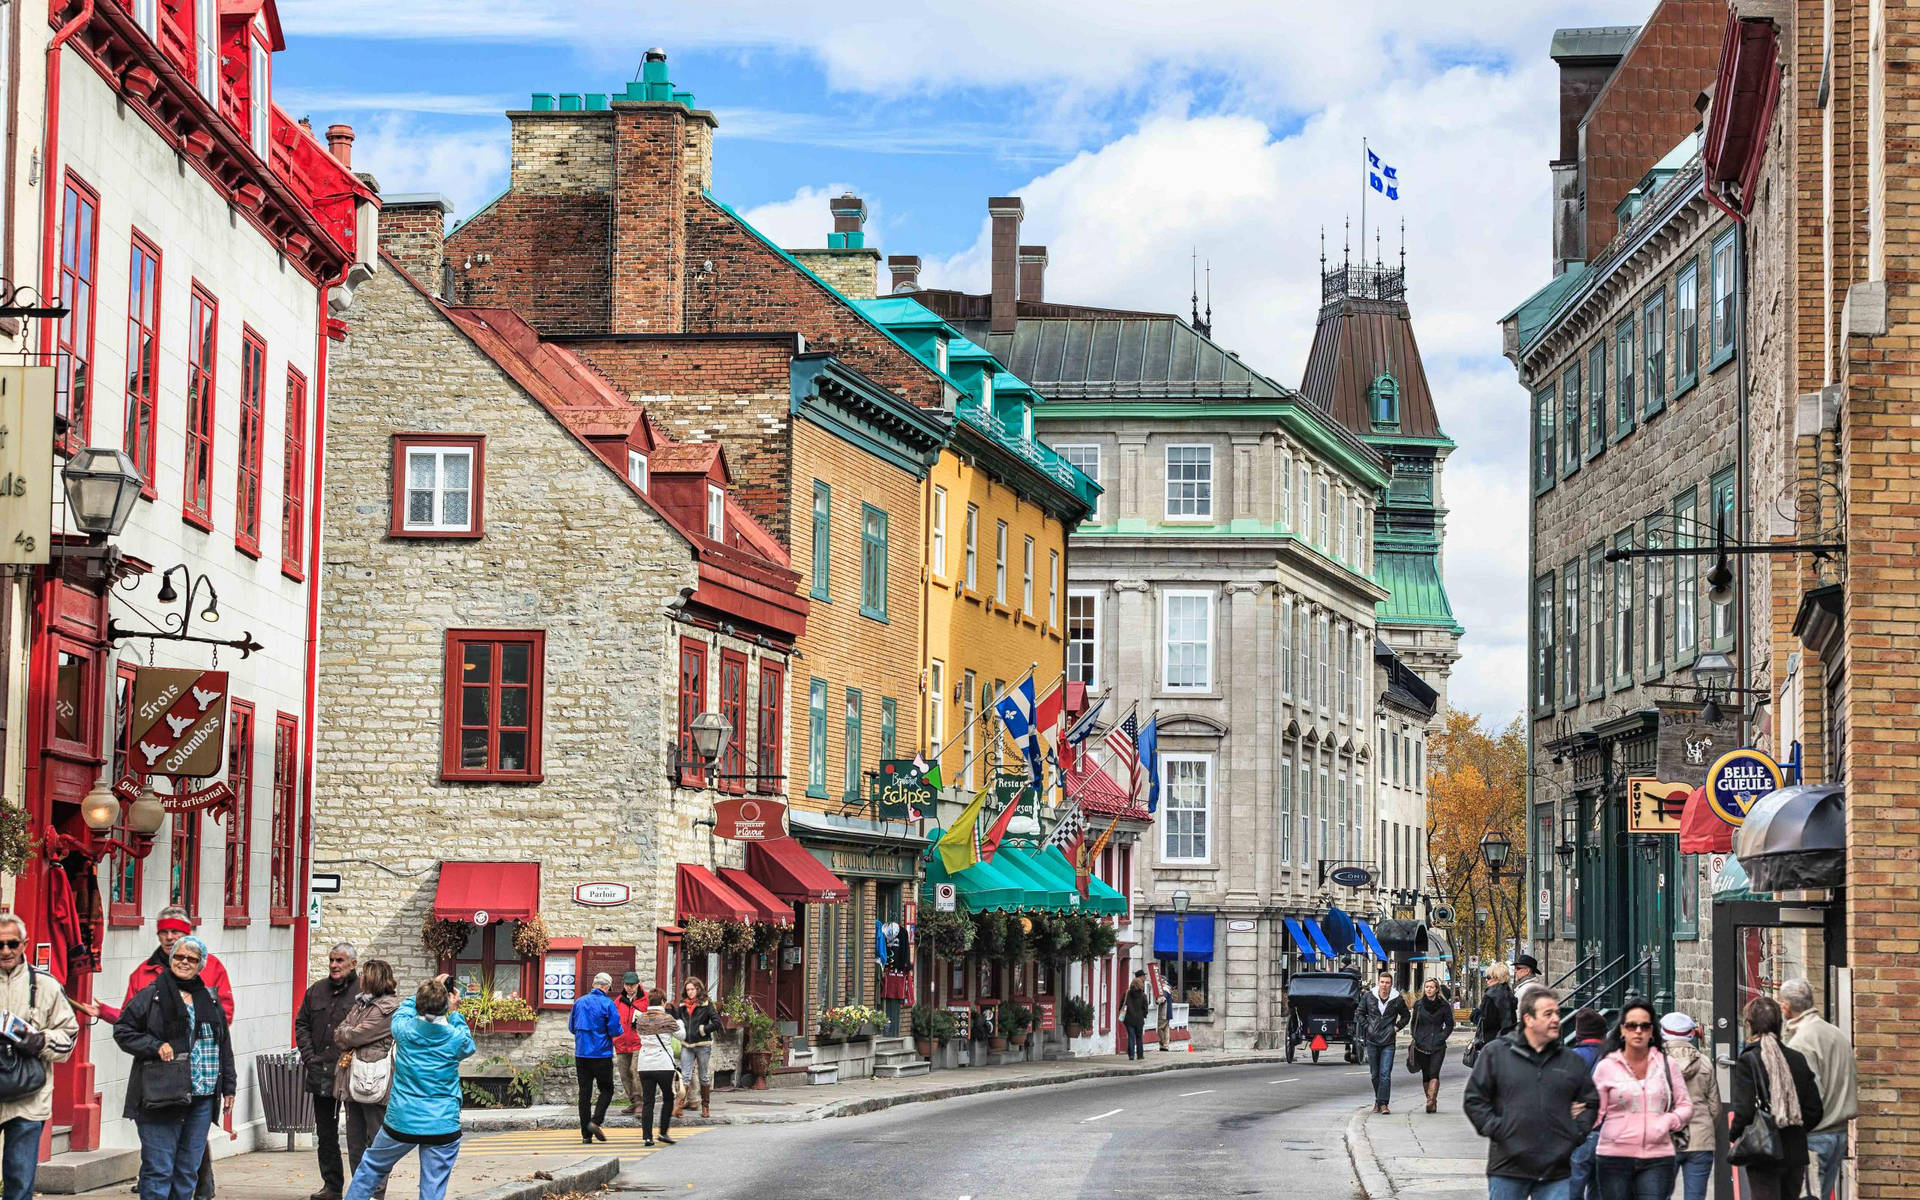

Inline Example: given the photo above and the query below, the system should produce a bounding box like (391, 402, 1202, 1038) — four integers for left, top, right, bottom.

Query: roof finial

(1320, 226, 1327, 274)
(1205, 260, 1212, 331)
(1190, 248, 1200, 328)
(1399, 217, 1406, 276)
(1343, 216, 1350, 272)
(1375, 226, 1382, 268)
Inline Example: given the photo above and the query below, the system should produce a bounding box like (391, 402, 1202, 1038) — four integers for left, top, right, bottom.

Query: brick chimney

(380, 194, 452, 295)
(788, 190, 880, 299)
(830, 193, 866, 246)
(326, 124, 354, 168)
(887, 254, 921, 294)
(608, 48, 717, 332)
(1017, 245, 1047, 305)
(988, 196, 1023, 333)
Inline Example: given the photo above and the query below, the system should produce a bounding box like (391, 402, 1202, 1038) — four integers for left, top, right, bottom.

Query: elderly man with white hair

(1780, 978, 1857, 1200)
(0, 913, 77, 1200)
(567, 971, 624, 1145)
(295, 944, 361, 1200)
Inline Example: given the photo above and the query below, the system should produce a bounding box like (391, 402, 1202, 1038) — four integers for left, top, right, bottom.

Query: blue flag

(1139, 717, 1160, 813)
(993, 677, 1046, 791)
(1368, 148, 1400, 200)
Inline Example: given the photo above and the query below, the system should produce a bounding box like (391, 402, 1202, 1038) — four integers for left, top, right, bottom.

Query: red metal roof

(433, 861, 540, 923)
(1067, 761, 1150, 820)
(746, 838, 850, 904)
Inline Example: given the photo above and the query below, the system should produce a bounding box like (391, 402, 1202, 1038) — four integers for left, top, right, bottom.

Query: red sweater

(96, 952, 235, 1025)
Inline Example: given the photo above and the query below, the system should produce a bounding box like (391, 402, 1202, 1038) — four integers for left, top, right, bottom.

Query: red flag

(979, 790, 1022, 863)
(1034, 682, 1063, 741)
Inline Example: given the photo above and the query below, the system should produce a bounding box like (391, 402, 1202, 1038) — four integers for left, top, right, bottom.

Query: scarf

(1757, 1033, 1803, 1127)
(1416, 996, 1449, 1018)
(633, 1010, 679, 1037)
(153, 968, 218, 1050)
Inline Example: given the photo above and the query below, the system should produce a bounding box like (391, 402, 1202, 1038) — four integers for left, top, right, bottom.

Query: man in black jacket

(1356, 972, 1411, 1113)
(293, 944, 360, 1200)
(1463, 987, 1599, 1200)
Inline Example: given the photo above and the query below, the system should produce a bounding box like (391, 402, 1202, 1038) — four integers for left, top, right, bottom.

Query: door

(774, 908, 805, 1028)
(879, 882, 902, 1036)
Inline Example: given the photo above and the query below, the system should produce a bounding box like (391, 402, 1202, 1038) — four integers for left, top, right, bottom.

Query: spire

(1190, 248, 1200, 329)
(1204, 260, 1213, 336)
(1399, 217, 1406, 276)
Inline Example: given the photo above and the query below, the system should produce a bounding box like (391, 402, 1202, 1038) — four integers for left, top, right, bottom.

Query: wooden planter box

(476, 1019, 537, 1035)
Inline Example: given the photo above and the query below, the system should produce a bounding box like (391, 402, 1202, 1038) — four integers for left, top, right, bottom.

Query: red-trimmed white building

(8, 0, 375, 1164)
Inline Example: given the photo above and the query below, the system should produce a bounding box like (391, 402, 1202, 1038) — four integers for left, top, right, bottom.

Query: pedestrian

(1780, 978, 1857, 1200)
(1661, 1012, 1720, 1200)
(1463, 986, 1599, 1200)
(1513, 955, 1544, 1015)
(1591, 998, 1690, 1200)
(113, 936, 235, 1200)
(1121, 971, 1149, 1061)
(1478, 962, 1517, 1046)
(668, 978, 718, 1119)
(294, 944, 360, 1200)
(1566, 1007, 1610, 1200)
(612, 973, 644, 1116)
(1356, 972, 1410, 1114)
(330, 960, 402, 1200)
(567, 972, 624, 1144)
(631, 989, 684, 1148)
(1730, 996, 1823, 1200)
(341, 976, 475, 1200)
(1155, 972, 1174, 1051)
(0, 913, 78, 1200)
(1408, 978, 1456, 1114)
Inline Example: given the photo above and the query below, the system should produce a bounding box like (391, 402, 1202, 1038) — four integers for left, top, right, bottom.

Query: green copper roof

(1503, 263, 1590, 353)
(1374, 550, 1463, 633)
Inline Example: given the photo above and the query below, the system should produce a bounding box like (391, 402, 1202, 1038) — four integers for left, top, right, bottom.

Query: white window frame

(995, 520, 1009, 604)
(1335, 488, 1349, 561)
(1280, 452, 1293, 530)
(248, 30, 271, 158)
(1158, 753, 1213, 864)
(1279, 747, 1294, 864)
(934, 337, 949, 374)
(931, 486, 948, 580)
(132, 0, 158, 36)
(626, 450, 648, 490)
(961, 670, 977, 789)
(195, 0, 220, 104)
(928, 660, 945, 759)
(1047, 550, 1059, 627)
(1160, 588, 1214, 693)
(1067, 589, 1101, 692)
(1163, 443, 1214, 521)
(1022, 536, 1034, 615)
(402, 445, 476, 533)
(964, 504, 979, 591)
(1281, 595, 1295, 699)
(706, 484, 725, 540)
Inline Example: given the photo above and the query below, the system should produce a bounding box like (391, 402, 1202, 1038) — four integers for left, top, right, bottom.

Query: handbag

(1462, 1038, 1482, 1070)
(1728, 1059, 1785, 1167)
(348, 1046, 393, 1104)
(655, 1034, 683, 1092)
(0, 967, 47, 1103)
(1405, 1044, 1421, 1074)
(141, 1055, 194, 1110)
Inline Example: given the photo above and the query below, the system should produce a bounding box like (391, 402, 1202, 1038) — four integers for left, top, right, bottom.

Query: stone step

(871, 1059, 931, 1079)
(872, 1052, 923, 1068)
(36, 1146, 142, 1195)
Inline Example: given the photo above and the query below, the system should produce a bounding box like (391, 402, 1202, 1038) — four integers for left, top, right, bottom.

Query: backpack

(348, 1044, 393, 1103)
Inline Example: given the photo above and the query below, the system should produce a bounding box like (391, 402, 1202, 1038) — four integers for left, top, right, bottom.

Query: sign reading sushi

(1705, 748, 1784, 827)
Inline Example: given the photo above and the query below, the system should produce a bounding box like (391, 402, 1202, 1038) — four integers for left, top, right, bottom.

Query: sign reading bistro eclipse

(130, 667, 229, 778)
(712, 797, 788, 842)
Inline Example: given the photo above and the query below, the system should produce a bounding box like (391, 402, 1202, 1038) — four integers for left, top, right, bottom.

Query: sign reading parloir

(0, 367, 54, 566)
(130, 668, 229, 778)
(712, 797, 788, 842)
(1705, 748, 1785, 827)
(573, 882, 631, 907)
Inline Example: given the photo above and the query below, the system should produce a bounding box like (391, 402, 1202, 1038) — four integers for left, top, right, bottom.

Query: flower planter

(743, 1050, 773, 1089)
(988, 1036, 1008, 1052)
(914, 1038, 935, 1060)
(476, 1019, 537, 1036)
(1066, 1024, 1084, 1039)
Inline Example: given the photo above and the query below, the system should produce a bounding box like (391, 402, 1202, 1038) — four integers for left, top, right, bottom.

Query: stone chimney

(1017, 245, 1047, 305)
(988, 196, 1024, 333)
(788, 190, 881, 300)
(380, 194, 452, 295)
(326, 124, 355, 168)
(887, 254, 922, 294)
(609, 48, 718, 332)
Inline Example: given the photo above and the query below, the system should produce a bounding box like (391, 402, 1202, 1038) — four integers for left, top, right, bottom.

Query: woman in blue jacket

(344, 976, 476, 1200)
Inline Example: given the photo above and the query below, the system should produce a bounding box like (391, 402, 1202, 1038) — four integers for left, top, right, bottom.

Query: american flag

(1105, 711, 1145, 799)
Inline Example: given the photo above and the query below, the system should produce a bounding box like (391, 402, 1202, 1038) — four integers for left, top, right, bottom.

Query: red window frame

(169, 810, 201, 919)
(282, 368, 307, 579)
(224, 700, 254, 926)
(123, 232, 163, 494)
(54, 173, 99, 453)
(717, 650, 748, 795)
(183, 285, 219, 529)
(755, 661, 784, 795)
(109, 662, 143, 925)
(676, 637, 708, 787)
(234, 326, 267, 556)
(440, 922, 537, 1001)
(390, 433, 486, 538)
(442, 630, 546, 782)
(269, 712, 299, 924)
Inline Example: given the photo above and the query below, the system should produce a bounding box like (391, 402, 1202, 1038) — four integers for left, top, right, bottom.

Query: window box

(392, 434, 485, 538)
(478, 1018, 537, 1036)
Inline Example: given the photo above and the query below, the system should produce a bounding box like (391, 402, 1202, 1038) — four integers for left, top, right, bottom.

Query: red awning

(1679, 785, 1735, 855)
(718, 868, 794, 926)
(675, 863, 756, 923)
(433, 861, 540, 923)
(746, 837, 849, 904)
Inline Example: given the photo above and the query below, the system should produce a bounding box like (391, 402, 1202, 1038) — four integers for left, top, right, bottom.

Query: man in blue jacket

(568, 972, 626, 1144)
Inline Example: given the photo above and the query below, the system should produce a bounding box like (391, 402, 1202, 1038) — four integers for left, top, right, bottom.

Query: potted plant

(743, 1007, 786, 1089)
(909, 1003, 955, 1060)
(682, 918, 726, 956)
(719, 985, 753, 1032)
(998, 1000, 1032, 1049)
(1063, 996, 1094, 1039)
(456, 986, 539, 1035)
(1087, 921, 1119, 960)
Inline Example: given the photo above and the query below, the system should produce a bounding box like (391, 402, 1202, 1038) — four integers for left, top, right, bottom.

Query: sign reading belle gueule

(712, 797, 788, 842)
(130, 668, 229, 778)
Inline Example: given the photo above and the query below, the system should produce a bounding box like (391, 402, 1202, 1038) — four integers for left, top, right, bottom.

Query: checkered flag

(1045, 800, 1086, 849)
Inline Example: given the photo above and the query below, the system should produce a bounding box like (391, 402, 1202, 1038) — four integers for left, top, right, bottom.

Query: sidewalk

(1346, 1072, 1490, 1200)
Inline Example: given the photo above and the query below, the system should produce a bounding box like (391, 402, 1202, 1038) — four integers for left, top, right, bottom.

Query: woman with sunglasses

(113, 937, 235, 1200)
(1590, 998, 1691, 1200)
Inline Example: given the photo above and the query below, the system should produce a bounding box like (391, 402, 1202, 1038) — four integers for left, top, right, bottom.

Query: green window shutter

(880, 697, 896, 761)
(860, 504, 889, 620)
(844, 688, 863, 805)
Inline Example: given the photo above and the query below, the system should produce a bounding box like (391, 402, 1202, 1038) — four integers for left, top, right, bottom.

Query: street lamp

(1171, 888, 1191, 1019)
(1693, 650, 1736, 724)
(61, 447, 144, 538)
(1480, 831, 1511, 965)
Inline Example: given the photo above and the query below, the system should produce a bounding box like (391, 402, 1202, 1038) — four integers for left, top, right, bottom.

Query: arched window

(1369, 372, 1400, 427)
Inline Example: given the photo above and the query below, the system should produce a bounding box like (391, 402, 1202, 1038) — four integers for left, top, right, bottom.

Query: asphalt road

(607, 1060, 1377, 1200)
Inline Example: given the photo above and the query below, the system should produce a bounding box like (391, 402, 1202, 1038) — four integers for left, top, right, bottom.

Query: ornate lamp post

(1171, 888, 1191, 1018)
(1480, 830, 1511, 964)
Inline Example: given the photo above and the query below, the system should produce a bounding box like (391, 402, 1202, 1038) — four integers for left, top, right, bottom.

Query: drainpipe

(39, 0, 95, 361)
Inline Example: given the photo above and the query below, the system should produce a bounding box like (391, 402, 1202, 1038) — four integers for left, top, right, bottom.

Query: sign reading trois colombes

(130, 668, 229, 778)
(0, 367, 55, 566)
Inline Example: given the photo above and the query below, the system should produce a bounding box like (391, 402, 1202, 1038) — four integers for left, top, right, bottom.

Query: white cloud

(345, 115, 511, 222)
(738, 182, 864, 250)
(275, 88, 519, 117)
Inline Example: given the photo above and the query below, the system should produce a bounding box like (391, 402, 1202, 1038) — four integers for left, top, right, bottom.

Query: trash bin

(255, 1051, 313, 1150)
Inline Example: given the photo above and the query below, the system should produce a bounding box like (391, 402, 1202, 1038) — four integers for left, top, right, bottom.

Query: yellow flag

(1086, 810, 1123, 862)
(937, 783, 992, 874)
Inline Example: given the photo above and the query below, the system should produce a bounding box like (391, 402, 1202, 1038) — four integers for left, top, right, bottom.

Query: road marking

(1179, 1089, 1214, 1097)
(1268, 1077, 1299, 1084)
(1082, 1107, 1124, 1122)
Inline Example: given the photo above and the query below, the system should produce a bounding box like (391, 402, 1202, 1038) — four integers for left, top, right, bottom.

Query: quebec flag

(1368, 148, 1400, 201)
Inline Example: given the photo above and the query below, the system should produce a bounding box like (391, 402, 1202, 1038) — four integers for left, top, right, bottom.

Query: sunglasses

(1622, 1021, 1654, 1031)
(171, 954, 202, 964)
(0, 941, 20, 951)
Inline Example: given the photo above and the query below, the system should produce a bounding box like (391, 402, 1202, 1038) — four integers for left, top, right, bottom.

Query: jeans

(1806, 1129, 1844, 1200)
(574, 1057, 615, 1136)
(343, 1101, 387, 1197)
(311, 1093, 345, 1194)
(1122, 1019, 1145, 1059)
(1595, 1154, 1676, 1200)
(1568, 1131, 1600, 1200)
(343, 1129, 459, 1200)
(1488, 1178, 1571, 1200)
(135, 1094, 217, 1200)
(637, 1070, 676, 1141)
(679, 1043, 712, 1087)
(0, 1116, 44, 1200)
(1676, 1150, 1713, 1200)
(1368, 1042, 1396, 1107)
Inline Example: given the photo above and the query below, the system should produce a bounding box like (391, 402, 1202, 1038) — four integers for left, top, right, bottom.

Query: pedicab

(1284, 969, 1365, 1064)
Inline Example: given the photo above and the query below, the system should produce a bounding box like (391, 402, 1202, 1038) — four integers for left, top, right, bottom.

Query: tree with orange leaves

(1425, 710, 1528, 972)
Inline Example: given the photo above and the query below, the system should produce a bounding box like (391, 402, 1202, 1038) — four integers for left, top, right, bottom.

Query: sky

(274, 0, 1653, 724)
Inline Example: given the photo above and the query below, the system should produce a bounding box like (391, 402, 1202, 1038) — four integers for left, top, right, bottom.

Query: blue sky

(273, 0, 1655, 722)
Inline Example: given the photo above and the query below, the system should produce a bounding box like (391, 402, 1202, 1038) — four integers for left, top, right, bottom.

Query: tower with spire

(1299, 226, 1463, 715)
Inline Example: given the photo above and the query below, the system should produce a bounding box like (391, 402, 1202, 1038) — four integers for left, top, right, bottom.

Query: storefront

(786, 810, 923, 1047)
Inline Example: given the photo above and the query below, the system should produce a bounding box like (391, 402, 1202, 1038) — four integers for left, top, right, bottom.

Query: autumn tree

(1425, 710, 1529, 972)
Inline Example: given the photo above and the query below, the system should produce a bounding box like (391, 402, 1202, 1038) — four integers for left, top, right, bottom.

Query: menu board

(1033, 998, 1057, 1032)
(541, 952, 578, 1006)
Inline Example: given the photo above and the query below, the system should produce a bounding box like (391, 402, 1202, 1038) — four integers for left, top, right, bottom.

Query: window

(843, 689, 863, 804)
(627, 450, 648, 490)
(450, 923, 530, 1000)
(1675, 489, 1699, 661)
(807, 679, 828, 798)
(132, 0, 157, 35)
(249, 34, 271, 157)
(170, 812, 200, 918)
(1160, 755, 1211, 862)
(1710, 469, 1736, 645)
(1614, 315, 1636, 437)
(706, 484, 725, 541)
(1047, 550, 1059, 627)
(1298, 757, 1312, 865)
(195, 0, 219, 102)
(1561, 362, 1582, 476)
(756, 662, 784, 795)
(1643, 289, 1667, 416)
(393, 434, 484, 536)
(109, 665, 142, 923)
(961, 670, 977, 789)
(1370, 373, 1400, 426)
(880, 697, 896, 762)
(718, 650, 747, 795)
(1532, 387, 1555, 493)
(1710, 229, 1737, 367)
(1585, 341, 1606, 457)
(235, 328, 267, 555)
(1336, 767, 1349, 857)
(1318, 760, 1330, 862)
(1587, 542, 1607, 699)
(1317, 479, 1329, 547)
(269, 713, 298, 922)
(1335, 489, 1348, 561)
(1562, 556, 1581, 706)
(1316, 611, 1330, 711)
(1161, 590, 1212, 692)
(1295, 604, 1310, 704)
(1533, 572, 1555, 714)
(860, 504, 889, 620)
(1057, 444, 1100, 519)
(994, 520, 1008, 604)
(55, 175, 99, 451)
(1644, 514, 1667, 678)
(676, 637, 708, 788)
(1281, 596, 1294, 698)
(224, 701, 254, 924)
(1296, 465, 1311, 535)
(123, 233, 162, 489)
(1021, 536, 1034, 615)
(443, 631, 545, 781)
(183, 286, 218, 525)
(1336, 617, 1350, 717)
(1165, 444, 1213, 520)
(810, 482, 831, 600)
(1613, 530, 1635, 688)
(282, 370, 307, 578)
(1676, 260, 1700, 389)
(1352, 504, 1367, 570)
(1279, 747, 1294, 863)
(928, 661, 945, 759)
(1067, 591, 1100, 689)
(964, 504, 979, 591)
(931, 487, 948, 577)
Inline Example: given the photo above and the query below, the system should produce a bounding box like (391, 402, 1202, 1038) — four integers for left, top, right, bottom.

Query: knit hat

(1573, 1007, 1608, 1040)
(1660, 1011, 1698, 1038)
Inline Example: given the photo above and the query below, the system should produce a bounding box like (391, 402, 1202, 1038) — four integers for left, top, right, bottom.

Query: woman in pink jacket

(1592, 998, 1693, 1200)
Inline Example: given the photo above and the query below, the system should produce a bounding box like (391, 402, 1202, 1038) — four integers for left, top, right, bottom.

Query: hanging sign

(161, 779, 234, 818)
(129, 668, 229, 778)
(1704, 749, 1785, 827)
(1626, 777, 1690, 834)
(1329, 865, 1374, 888)
(712, 796, 788, 842)
(0, 367, 55, 566)
(875, 759, 934, 821)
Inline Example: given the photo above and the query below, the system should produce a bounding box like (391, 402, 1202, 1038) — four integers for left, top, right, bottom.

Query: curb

(1346, 1109, 1393, 1200)
(455, 1155, 620, 1200)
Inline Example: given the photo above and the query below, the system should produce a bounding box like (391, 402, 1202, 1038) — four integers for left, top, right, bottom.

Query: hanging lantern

(1019, 916, 1032, 934)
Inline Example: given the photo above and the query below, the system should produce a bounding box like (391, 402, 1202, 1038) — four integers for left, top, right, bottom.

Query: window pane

(499, 686, 528, 728)
(461, 686, 490, 727)
(443, 451, 470, 489)
(407, 489, 435, 525)
(463, 642, 492, 677)
(409, 451, 435, 489)
(461, 730, 489, 768)
(441, 489, 470, 529)
(497, 732, 527, 772)
(500, 642, 530, 685)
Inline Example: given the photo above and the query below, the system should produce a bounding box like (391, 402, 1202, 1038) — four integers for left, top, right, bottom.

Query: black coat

(1123, 986, 1149, 1024)
(1355, 990, 1411, 1048)
(1730, 1037, 1824, 1172)
(1477, 982, 1517, 1043)
(671, 1001, 721, 1045)
(293, 971, 360, 1096)
(1411, 996, 1456, 1054)
(1463, 1031, 1600, 1182)
(112, 977, 235, 1120)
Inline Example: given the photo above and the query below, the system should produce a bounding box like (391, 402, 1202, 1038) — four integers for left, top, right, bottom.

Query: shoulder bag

(141, 1054, 194, 1110)
(1727, 1056, 1785, 1167)
(1461, 1038, 1482, 1070)
(0, 967, 47, 1103)
(349, 1044, 394, 1104)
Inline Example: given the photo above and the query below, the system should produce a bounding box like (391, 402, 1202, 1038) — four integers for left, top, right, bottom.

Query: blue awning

(1283, 917, 1320, 961)
(1320, 907, 1355, 956)
(1305, 918, 1335, 958)
(1357, 920, 1389, 960)
(1152, 913, 1215, 963)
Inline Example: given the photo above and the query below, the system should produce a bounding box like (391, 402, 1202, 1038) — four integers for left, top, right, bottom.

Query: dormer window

(627, 450, 648, 491)
(706, 484, 724, 540)
(195, 0, 219, 104)
(980, 374, 994, 409)
(1021, 404, 1033, 441)
(934, 337, 950, 374)
(1369, 372, 1400, 428)
(249, 18, 271, 157)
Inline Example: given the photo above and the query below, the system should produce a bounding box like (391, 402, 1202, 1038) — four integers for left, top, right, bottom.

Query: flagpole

(1361, 136, 1368, 277)
(921, 660, 1046, 785)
